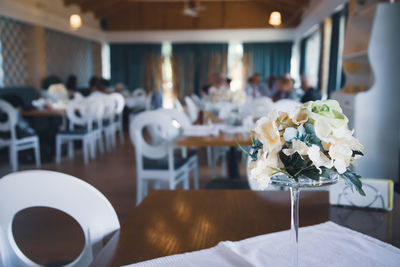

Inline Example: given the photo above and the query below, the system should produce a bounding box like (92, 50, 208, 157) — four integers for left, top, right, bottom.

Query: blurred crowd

(202, 72, 322, 104)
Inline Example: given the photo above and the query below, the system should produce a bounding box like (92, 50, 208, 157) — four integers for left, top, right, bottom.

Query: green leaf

(352, 150, 364, 157)
(291, 152, 307, 170)
(341, 171, 366, 196)
(303, 123, 323, 150)
(301, 167, 320, 180)
(320, 167, 337, 179)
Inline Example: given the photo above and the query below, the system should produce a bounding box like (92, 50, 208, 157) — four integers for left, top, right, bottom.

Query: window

(305, 28, 321, 88)
(161, 42, 174, 108)
(227, 42, 243, 91)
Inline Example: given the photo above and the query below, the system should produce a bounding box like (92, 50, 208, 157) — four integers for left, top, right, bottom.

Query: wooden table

(21, 109, 66, 117)
(177, 133, 252, 179)
(90, 190, 400, 267)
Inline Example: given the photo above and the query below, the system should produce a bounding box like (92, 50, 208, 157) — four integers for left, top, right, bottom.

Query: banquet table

(21, 108, 66, 117)
(90, 190, 400, 267)
(177, 133, 252, 179)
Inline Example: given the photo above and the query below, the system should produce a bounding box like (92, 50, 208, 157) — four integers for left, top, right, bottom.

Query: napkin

(124, 221, 400, 267)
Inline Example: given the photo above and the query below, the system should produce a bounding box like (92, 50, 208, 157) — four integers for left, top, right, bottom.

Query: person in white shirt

(245, 73, 262, 97)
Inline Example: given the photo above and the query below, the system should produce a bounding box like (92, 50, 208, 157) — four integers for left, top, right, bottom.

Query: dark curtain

(110, 43, 162, 92)
(243, 42, 293, 82)
(299, 38, 307, 77)
(172, 43, 228, 98)
(327, 5, 348, 97)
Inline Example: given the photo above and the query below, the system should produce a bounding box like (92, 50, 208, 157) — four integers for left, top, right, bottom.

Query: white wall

(105, 28, 296, 43)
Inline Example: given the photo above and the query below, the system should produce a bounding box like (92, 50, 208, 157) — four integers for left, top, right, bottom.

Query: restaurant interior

(0, 0, 399, 266)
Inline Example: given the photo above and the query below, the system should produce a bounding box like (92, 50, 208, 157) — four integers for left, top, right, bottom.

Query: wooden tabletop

(90, 190, 400, 267)
(21, 109, 66, 117)
(177, 132, 252, 147)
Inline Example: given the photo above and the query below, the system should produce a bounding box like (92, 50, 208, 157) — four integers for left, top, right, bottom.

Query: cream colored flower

(329, 143, 353, 174)
(254, 110, 281, 152)
(289, 106, 308, 125)
(282, 140, 310, 156)
(248, 150, 283, 190)
(307, 145, 333, 173)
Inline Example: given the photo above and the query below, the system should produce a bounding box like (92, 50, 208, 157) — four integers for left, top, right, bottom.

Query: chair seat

(143, 156, 190, 170)
(58, 129, 89, 135)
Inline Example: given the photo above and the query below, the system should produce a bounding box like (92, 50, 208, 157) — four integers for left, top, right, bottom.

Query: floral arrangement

(243, 100, 365, 195)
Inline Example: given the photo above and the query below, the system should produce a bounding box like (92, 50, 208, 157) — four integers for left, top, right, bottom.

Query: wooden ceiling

(63, 0, 310, 31)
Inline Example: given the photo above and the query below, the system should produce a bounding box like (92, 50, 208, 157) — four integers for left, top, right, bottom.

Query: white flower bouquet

(242, 100, 365, 195)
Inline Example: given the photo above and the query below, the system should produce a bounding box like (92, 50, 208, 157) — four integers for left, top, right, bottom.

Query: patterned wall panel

(44, 29, 94, 87)
(0, 15, 27, 86)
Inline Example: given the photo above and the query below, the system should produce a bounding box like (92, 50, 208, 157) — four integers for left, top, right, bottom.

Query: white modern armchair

(0, 170, 120, 267)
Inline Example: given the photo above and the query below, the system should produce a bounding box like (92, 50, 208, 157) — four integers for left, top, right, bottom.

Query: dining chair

(174, 98, 184, 113)
(129, 111, 192, 204)
(132, 88, 146, 98)
(110, 93, 125, 144)
(0, 99, 41, 172)
(55, 99, 96, 164)
(145, 92, 153, 110)
(160, 108, 199, 189)
(0, 170, 120, 267)
(98, 94, 118, 152)
(184, 96, 199, 123)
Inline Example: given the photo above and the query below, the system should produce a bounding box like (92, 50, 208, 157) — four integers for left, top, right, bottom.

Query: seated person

(66, 75, 78, 97)
(273, 77, 294, 102)
(262, 74, 277, 97)
(89, 76, 108, 94)
(245, 73, 262, 97)
(300, 75, 322, 103)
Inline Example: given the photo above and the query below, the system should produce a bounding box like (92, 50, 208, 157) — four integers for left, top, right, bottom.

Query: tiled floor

(0, 134, 247, 265)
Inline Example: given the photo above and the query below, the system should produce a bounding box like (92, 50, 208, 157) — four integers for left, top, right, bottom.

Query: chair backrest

(110, 93, 125, 115)
(129, 111, 175, 161)
(161, 108, 192, 129)
(0, 99, 17, 140)
(132, 88, 146, 98)
(184, 96, 198, 123)
(0, 170, 120, 267)
(66, 99, 89, 130)
(174, 98, 184, 113)
(145, 92, 153, 110)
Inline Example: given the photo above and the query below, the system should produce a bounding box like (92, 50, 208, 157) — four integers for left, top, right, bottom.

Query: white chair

(145, 92, 153, 110)
(132, 88, 146, 98)
(0, 170, 120, 267)
(184, 96, 199, 123)
(110, 93, 125, 144)
(98, 95, 118, 152)
(174, 98, 184, 113)
(160, 108, 199, 189)
(0, 99, 40, 172)
(55, 99, 96, 164)
(130, 111, 192, 204)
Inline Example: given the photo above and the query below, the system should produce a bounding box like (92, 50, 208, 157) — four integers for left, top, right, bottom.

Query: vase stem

(290, 186, 299, 267)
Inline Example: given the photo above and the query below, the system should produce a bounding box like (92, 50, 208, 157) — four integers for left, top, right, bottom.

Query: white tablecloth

(124, 221, 400, 267)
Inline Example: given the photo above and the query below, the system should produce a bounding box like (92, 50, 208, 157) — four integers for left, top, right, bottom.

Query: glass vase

(269, 174, 339, 267)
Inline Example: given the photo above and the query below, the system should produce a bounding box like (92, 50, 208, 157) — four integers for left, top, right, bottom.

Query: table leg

(227, 146, 241, 180)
